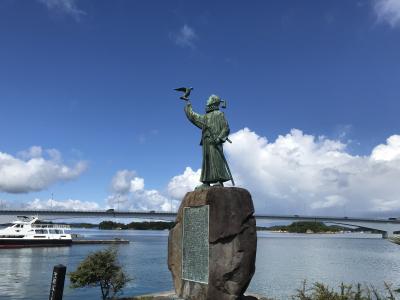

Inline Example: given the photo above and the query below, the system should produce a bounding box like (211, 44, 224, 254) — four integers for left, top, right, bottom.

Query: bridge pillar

(382, 231, 395, 239)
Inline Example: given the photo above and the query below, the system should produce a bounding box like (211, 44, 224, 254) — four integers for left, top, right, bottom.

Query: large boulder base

(168, 187, 257, 300)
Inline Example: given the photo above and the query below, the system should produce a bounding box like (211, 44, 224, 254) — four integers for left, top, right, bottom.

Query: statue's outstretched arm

(184, 102, 204, 129)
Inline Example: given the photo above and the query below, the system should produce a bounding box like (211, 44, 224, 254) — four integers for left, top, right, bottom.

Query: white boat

(0, 216, 72, 248)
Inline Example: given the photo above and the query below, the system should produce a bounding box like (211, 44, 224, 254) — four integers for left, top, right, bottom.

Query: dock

(72, 238, 130, 245)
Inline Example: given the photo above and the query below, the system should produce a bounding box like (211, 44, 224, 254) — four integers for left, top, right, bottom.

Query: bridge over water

(0, 209, 399, 238)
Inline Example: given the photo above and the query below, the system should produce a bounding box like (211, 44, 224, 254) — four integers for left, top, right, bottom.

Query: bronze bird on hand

(174, 87, 193, 101)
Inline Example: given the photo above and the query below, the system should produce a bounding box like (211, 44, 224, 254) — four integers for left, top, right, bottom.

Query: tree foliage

(99, 220, 174, 230)
(69, 247, 130, 300)
(266, 221, 345, 233)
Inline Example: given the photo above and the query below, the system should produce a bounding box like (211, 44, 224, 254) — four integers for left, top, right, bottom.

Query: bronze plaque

(182, 205, 209, 284)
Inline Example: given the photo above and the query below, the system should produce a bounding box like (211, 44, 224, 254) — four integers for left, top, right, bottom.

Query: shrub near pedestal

(69, 247, 130, 300)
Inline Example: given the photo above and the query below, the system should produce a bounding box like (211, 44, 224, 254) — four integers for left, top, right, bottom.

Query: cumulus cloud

(373, 0, 400, 27)
(170, 24, 197, 48)
(0, 146, 87, 193)
(104, 128, 400, 217)
(25, 198, 99, 210)
(17, 146, 43, 159)
(167, 167, 201, 199)
(37, 0, 86, 21)
(224, 128, 400, 216)
(111, 170, 145, 194)
(371, 135, 400, 161)
(107, 170, 178, 212)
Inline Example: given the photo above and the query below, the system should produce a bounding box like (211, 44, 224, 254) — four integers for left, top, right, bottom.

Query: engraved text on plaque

(182, 205, 209, 284)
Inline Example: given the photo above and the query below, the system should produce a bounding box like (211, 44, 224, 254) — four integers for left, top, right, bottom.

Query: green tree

(69, 247, 130, 300)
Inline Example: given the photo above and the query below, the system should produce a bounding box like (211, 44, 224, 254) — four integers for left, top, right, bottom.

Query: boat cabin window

(35, 229, 47, 234)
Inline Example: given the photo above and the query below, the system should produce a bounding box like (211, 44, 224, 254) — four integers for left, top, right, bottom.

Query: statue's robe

(185, 103, 231, 183)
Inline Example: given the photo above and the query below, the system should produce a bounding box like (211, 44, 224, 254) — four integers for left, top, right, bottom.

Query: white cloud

(37, 0, 86, 21)
(310, 195, 347, 210)
(371, 135, 400, 161)
(26, 198, 99, 210)
(105, 129, 400, 217)
(0, 146, 87, 193)
(373, 0, 400, 27)
(130, 177, 145, 192)
(111, 170, 145, 194)
(170, 24, 197, 48)
(18, 146, 43, 159)
(224, 128, 400, 216)
(370, 198, 400, 212)
(167, 167, 201, 199)
(107, 170, 177, 212)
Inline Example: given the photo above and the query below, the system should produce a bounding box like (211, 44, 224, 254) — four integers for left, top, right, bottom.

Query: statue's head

(206, 95, 221, 112)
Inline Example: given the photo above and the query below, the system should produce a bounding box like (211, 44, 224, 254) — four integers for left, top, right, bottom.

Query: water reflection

(249, 233, 400, 299)
(0, 231, 399, 300)
(1, 247, 71, 299)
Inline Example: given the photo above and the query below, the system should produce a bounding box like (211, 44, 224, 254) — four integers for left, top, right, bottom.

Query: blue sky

(0, 0, 400, 216)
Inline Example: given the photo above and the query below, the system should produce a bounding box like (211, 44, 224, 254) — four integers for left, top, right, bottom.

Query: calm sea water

(0, 230, 399, 300)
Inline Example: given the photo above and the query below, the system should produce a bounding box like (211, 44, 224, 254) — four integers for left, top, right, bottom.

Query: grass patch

(293, 281, 398, 300)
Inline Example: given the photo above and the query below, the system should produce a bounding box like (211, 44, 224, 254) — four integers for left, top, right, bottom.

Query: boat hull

(0, 239, 72, 248)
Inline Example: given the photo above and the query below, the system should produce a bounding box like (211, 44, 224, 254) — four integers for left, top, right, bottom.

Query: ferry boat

(0, 216, 72, 248)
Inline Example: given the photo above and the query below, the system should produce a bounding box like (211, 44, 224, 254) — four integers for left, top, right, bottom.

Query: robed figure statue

(184, 94, 234, 189)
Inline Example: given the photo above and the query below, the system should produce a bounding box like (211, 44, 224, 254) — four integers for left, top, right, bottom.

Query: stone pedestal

(168, 187, 257, 300)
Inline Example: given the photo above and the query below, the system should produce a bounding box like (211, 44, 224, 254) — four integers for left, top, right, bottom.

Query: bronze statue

(175, 88, 234, 189)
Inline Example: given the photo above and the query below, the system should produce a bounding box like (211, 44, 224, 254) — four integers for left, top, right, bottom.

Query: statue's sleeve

(184, 103, 204, 129)
(218, 112, 230, 142)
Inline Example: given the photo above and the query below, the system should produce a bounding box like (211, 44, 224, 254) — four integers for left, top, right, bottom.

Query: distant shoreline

(2, 220, 380, 234)
(67, 220, 381, 235)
